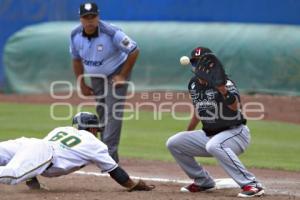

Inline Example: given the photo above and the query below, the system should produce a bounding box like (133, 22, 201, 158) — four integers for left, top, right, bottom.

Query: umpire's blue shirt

(70, 20, 137, 76)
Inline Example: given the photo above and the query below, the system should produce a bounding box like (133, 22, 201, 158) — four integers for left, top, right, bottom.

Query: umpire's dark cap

(79, 2, 99, 17)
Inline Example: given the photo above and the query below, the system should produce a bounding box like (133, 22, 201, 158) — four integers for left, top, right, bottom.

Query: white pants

(0, 137, 53, 185)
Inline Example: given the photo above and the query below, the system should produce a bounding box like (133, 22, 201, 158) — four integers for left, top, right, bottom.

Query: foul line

(74, 170, 239, 189)
(75, 171, 190, 184)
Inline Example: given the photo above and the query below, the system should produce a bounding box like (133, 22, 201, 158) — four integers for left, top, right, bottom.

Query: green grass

(0, 103, 300, 171)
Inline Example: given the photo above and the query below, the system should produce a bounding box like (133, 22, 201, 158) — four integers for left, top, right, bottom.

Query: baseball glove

(128, 180, 155, 192)
(194, 54, 227, 87)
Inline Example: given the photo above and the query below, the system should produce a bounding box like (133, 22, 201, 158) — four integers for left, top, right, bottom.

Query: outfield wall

(4, 22, 300, 95)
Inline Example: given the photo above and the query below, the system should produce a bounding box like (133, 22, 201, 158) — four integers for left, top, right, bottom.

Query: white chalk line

(74, 170, 239, 189)
(74, 170, 300, 197)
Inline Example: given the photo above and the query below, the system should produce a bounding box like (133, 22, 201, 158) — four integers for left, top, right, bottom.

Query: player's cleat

(180, 183, 216, 193)
(237, 185, 265, 198)
(26, 177, 41, 190)
(26, 177, 49, 191)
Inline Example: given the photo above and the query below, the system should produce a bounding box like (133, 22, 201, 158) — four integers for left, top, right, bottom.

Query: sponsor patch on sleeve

(123, 38, 130, 46)
(121, 37, 130, 47)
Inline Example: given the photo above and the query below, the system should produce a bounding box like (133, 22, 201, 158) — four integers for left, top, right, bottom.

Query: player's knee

(166, 134, 182, 151)
(205, 141, 221, 155)
(166, 137, 174, 151)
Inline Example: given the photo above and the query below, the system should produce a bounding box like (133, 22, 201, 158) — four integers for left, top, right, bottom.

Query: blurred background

(0, 0, 300, 95)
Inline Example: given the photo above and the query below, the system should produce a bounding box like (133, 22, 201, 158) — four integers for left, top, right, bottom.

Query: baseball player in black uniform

(167, 47, 264, 198)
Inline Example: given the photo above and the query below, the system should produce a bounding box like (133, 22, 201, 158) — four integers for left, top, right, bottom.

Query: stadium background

(1, 0, 300, 94)
(0, 1, 300, 199)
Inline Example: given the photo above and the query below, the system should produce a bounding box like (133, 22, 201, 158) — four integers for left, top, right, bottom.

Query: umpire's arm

(112, 30, 139, 86)
(116, 48, 139, 80)
(72, 59, 94, 96)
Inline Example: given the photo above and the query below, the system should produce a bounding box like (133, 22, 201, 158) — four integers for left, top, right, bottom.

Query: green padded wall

(4, 22, 300, 95)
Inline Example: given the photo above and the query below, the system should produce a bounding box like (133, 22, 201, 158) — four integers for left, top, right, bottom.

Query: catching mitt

(194, 54, 227, 87)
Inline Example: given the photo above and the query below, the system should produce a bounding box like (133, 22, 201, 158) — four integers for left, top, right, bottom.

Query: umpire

(69, 2, 139, 163)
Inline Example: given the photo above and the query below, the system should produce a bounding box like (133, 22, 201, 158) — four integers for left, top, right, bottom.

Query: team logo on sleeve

(191, 82, 196, 89)
(121, 37, 131, 47)
(121, 37, 134, 49)
(226, 80, 233, 86)
(120, 36, 134, 49)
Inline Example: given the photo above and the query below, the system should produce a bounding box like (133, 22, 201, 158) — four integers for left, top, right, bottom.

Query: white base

(214, 178, 239, 189)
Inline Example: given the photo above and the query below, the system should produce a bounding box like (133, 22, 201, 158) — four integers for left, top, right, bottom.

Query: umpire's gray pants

(166, 125, 262, 188)
(91, 73, 129, 163)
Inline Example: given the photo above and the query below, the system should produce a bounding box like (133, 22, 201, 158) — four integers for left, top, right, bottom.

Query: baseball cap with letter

(190, 47, 213, 67)
(79, 2, 99, 17)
